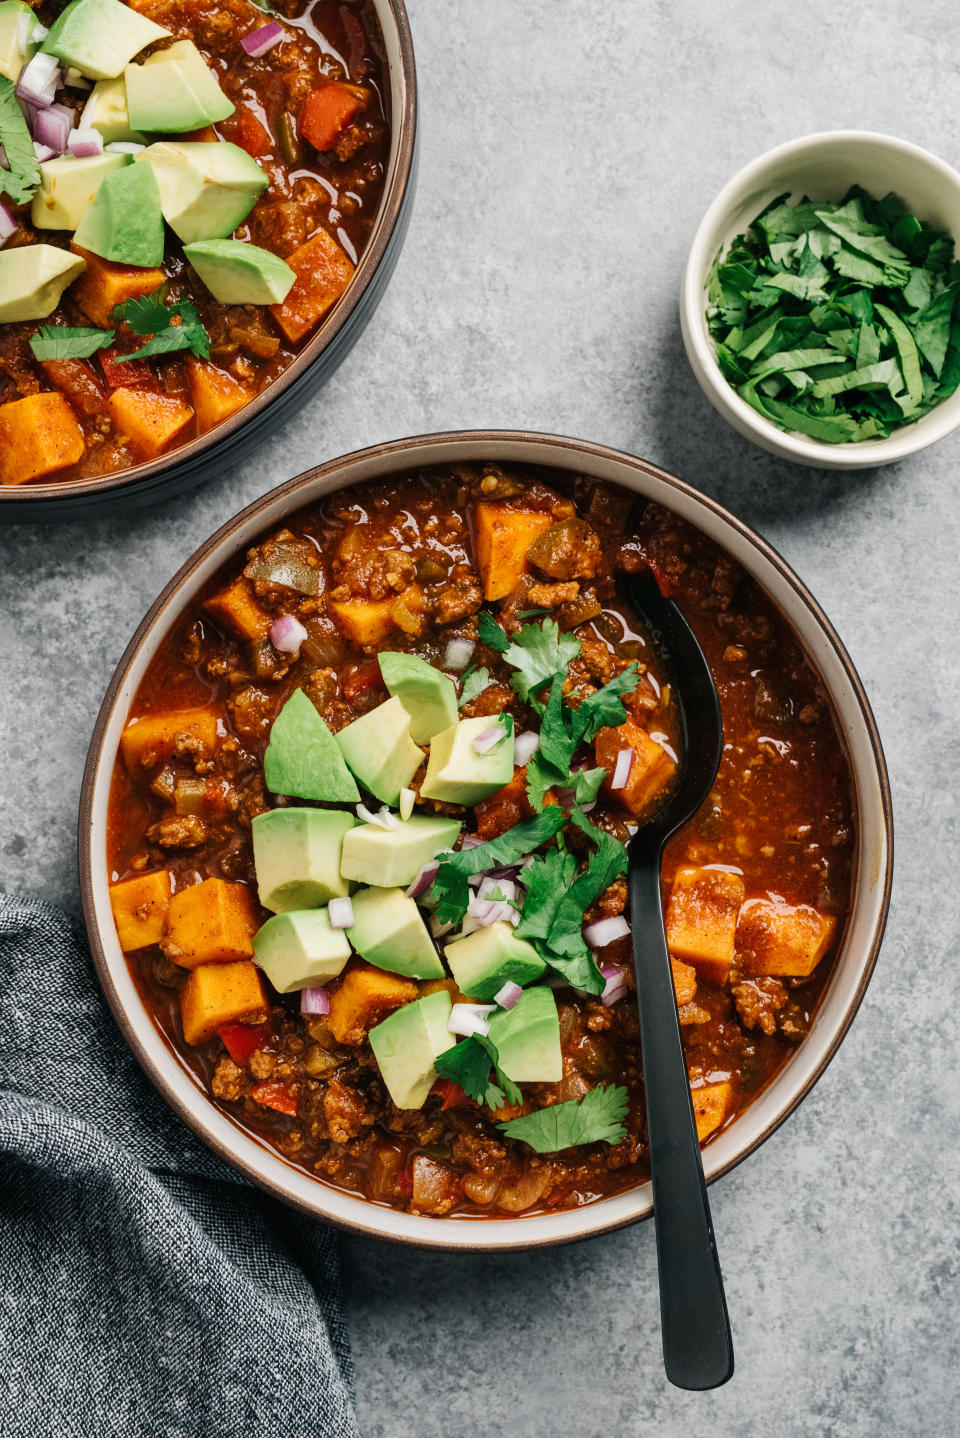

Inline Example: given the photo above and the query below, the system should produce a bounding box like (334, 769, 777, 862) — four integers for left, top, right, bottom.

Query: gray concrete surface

(2, 1, 958, 1432)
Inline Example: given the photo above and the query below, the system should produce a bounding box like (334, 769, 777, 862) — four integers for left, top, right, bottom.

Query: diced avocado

(183, 238, 295, 304)
(31, 152, 132, 232)
(135, 140, 267, 244)
(125, 39, 234, 132)
(378, 652, 458, 745)
(444, 922, 547, 1002)
(420, 714, 515, 805)
(486, 986, 561, 1082)
(347, 886, 444, 979)
(0, 1, 38, 84)
(0, 245, 87, 322)
(263, 688, 360, 804)
(252, 908, 351, 993)
(42, 0, 169, 81)
(334, 696, 424, 806)
(340, 814, 461, 888)
(81, 77, 146, 144)
(72, 159, 164, 266)
(252, 808, 355, 913)
(369, 990, 455, 1109)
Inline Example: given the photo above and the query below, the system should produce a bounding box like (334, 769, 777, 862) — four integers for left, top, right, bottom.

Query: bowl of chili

(0, 0, 416, 520)
(79, 430, 893, 1250)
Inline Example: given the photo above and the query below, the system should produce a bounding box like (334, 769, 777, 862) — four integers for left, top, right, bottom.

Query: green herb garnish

(29, 326, 115, 362)
(428, 808, 569, 926)
(458, 665, 491, 708)
(113, 284, 211, 362)
(498, 1083, 629, 1152)
(526, 663, 639, 812)
(435, 1035, 522, 1111)
(0, 76, 40, 205)
(706, 187, 960, 440)
(477, 612, 580, 705)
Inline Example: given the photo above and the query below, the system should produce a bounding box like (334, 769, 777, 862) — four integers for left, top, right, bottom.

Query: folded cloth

(0, 891, 358, 1438)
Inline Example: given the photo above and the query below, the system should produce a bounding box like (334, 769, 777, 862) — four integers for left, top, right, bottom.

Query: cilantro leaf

(572, 766, 607, 804)
(477, 610, 509, 653)
(0, 77, 40, 205)
(113, 286, 211, 362)
(29, 326, 114, 361)
(570, 662, 640, 743)
(498, 1084, 629, 1152)
(502, 618, 581, 705)
(524, 662, 639, 812)
(434, 1035, 522, 1110)
(458, 665, 491, 708)
(427, 808, 569, 925)
(114, 285, 173, 334)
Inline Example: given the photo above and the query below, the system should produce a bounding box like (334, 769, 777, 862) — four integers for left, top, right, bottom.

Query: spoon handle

(628, 852, 734, 1391)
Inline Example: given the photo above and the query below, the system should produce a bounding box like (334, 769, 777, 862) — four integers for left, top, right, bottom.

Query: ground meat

(323, 1076, 378, 1143)
(147, 813, 209, 849)
(459, 681, 514, 719)
(211, 1055, 244, 1102)
(732, 977, 789, 1036)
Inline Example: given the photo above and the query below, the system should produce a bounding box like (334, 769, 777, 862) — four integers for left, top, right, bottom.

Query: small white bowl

(681, 131, 960, 469)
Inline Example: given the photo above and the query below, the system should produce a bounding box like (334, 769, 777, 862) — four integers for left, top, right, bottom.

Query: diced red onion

(106, 141, 145, 153)
(468, 892, 516, 927)
(327, 896, 354, 929)
(32, 103, 74, 155)
(477, 875, 517, 905)
(460, 834, 481, 850)
(598, 963, 621, 981)
(599, 963, 627, 1007)
(64, 66, 92, 90)
(0, 202, 17, 247)
(269, 612, 307, 653)
(473, 725, 506, 755)
(601, 984, 627, 1008)
(406, 860, 438, 899)
(447, 1002, 495, 1038)
(399, 787, 415, 822)
(67, 126, 103, 157)
(300, 985, 330, 1015)
(493, 980, 522, 1009)
(17, 52, 61, 106)
(241, 20, 285, 57)
(513, 729, 540, 767)
(356, 803, 399, 830)
(584, 915, 631, 949)
(33, 141, 56, 161)
(610, 748, 634, 791)
(443, 637, 474, 671)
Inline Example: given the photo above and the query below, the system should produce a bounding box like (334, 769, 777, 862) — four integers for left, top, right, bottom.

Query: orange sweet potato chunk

(186, 358, 253, 433)
(736, 896, 837, 977)
(204, 576, 272, 640)
(120, 708, 219, 770)
(71, 245, 166, 328)
(327, 587, 423, 646)
(692, 1080, 731, 1142)
(180, 960, 268, 1046)
(0, 393, 85, 486)
(473, 503, 554, 601)
(671, 956, 698, 1007)
(328, 965, 418, 1045)
(161, 878, 259, 968)
(270, 229, 354, 343)
(596, 717, 677, 818)
(106, 387, 195, 460)
(109, 870, 172, 952)
(666, 866, 746, 985)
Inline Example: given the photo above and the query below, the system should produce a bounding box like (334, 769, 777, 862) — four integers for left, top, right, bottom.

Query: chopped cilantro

(113, 284, 211, 362)
(525, 662, 639, 812)
(498, 1084, 629, 1152)
(458, 665, 492, 708)
(434, 1035, 522, 1111)
(477, 613, 581, 706)
(29, 326, 115, 362)
(0, 77, 40, 205)
(427, 808, 568, 926)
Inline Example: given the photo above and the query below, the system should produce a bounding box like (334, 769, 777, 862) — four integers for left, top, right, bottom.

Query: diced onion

(67, 126, 103, 157)
(327, 897, 354, 929)
(64, 67, 92, 90)
(468, 891, 516, 927)
(406, 861, 438, 899)
(106, 141, 145, 153)
(493, 980, 522, 1010)
(429, 913, 454, 938)
(513, 729, 540, 767)
(0, 202, 17, 247)
(601, 984, 627, 1008)
(399, 786, 415, 822)
(610, 748, 634, 791)
(269, 613, 308, 653)
(241, 19, 285, 56)
(30, 21, 49, 41)
(300, 986, 330, 1015)
(17, 11, 30, 50)
(584, 915, 631, 949)
(16, 52, 60, 105)
(356, 803, 399, 830)
(477, 875, 517, 905)
(32, 102, 74, 155)
(460, 834, 481, 850)
(444, 637, 474, 671)
(32, 141, 56, 161)
(447, 1002, 495, 1038)
(472, 725, 506, 755)
(599, 963, 627, 1007)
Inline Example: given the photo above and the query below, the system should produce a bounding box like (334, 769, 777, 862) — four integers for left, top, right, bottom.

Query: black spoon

(617, 566, 734, 1392)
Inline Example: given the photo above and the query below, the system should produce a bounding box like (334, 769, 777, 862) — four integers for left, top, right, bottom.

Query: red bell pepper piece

(433, 1078, 469, 1111)
(100, 346, 159, 393)
(250, 1081, 299, 1117)
(233, 108, 273, 158)
(298, 83, 364, 152)
(218, 1022, 266, 1066)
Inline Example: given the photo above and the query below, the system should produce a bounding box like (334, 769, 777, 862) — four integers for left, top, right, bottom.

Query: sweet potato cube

(120, 708, 219, 770)
(328, 964, 418, 1045)
(736, 896, 837, 977)
(186, 358, 253, 433)
(180, 960, 268, 1046)
(71, 245, 166, 327)
(270, 229, 354, 343)
(109, 870, 172, 952)
(473, 503, 554, 601)
(666, 866, 746, 985)
(106, 388, 195, 460)
(161, 878, 259, 968)
(0, 393, 85, 486)
(596, 717, 677, 818)
(671, 956, 698, 1007)
(204, 576, 272, 640)
(327, 587, 423, 646)
(692, 1081, 731, 1142)
(40, 357, 106, 418)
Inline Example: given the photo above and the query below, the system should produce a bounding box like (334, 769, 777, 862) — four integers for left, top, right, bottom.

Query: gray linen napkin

(0, 891, 359, 1438)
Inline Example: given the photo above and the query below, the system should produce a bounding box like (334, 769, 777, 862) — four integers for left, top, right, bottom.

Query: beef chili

(106, 464, 856, 1218)
(0, 0, 389, 486)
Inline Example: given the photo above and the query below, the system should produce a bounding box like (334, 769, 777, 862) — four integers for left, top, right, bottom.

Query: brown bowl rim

(78, 429, 894, 1250)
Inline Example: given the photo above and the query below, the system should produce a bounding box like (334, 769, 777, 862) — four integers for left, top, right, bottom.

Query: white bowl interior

(84, 435, 891, 1250)
(682, 131, 960, 468)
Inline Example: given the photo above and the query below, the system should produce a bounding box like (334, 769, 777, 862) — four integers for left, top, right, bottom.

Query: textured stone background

(2, 1, 958, 1432)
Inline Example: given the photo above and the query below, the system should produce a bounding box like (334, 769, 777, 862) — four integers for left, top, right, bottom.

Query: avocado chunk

(31, 152, 132, 232)
(42, 0, 169, 81)
(0, 245, 87, 322)
(378, 652, 458, 745)
(420, 714, 514, 805)
(263, 688, 360, 804)
(184, 238, 295, 304)
(347, 886, 444, 979)
(252, 808, 355, 913)
(444, 922, 547, 1001)
(334, 696, 425, 806)
(252, 908, 351, 993)
(369, 990, 455, 1109)
(73, 159, 164, 266)
(135, 141, 267, 244)
(486, 985, 561, 1082)
(125, 39, 234, 132)
(0, 1, 38, 84)
(340, 814, 461, 889)
(81, 76, 146, 144)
